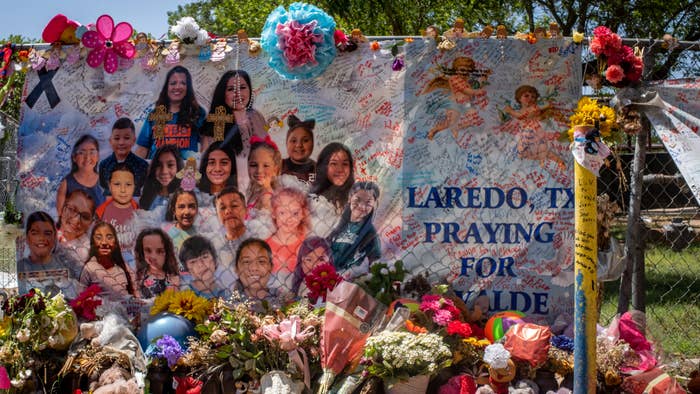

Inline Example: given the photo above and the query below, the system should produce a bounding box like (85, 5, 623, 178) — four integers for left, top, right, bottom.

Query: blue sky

(0, 0, 191, 41)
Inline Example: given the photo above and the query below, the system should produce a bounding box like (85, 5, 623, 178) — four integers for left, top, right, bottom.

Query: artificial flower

(589, 25, 642, 87)
(551, 335, 574, 352)
(370, 41, 380, 51)
(391, 56, 404, 71)
(17, 50, 29, 62)
(170, 16, 210, 46)
(81, 14, 136, 73)
(572, 31, 584, 44)
(156, 335, 184, 368)
(483, 343, 510, 369)
(261, 3, 337, 79)
(464, 337, 491, 347)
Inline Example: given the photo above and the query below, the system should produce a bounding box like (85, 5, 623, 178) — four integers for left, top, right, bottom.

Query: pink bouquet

(590, 26, 643, 87)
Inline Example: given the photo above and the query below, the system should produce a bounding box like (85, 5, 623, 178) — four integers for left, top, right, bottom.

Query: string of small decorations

(0, 5, 673, 82)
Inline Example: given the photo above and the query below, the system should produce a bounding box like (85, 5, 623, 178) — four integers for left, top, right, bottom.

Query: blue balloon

(137, 312, 196, 351)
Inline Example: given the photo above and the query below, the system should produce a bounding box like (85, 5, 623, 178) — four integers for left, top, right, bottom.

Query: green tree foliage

(167, 0, 523, 37)
(168, 0, 698, 80)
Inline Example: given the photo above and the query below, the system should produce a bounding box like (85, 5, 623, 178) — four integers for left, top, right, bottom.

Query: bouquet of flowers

(361, 331, 452, 386)
(145, 334, 184, 370)
(150, 288, 212, 325)
(170, 16, 210, 45)
(589, 26, 643, 87)
(305, 263, 342, 304)
(69, 284, 102, 321)
(0, 289, 78, 390)
(358, 260, 406, 305)
(184, 297, 323, 388)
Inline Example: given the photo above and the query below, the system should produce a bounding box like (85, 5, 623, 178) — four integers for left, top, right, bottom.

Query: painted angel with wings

(421, 56, 491, 141)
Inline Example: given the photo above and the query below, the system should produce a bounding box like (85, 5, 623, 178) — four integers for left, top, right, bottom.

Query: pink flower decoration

(275, 19, 323, 69)
(605, 64, 625, 83)
(81, 14, 135, 74)
(433, 309, 454, 326)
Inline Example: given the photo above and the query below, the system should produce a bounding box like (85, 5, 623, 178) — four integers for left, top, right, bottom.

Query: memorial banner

(16, 39, 580, 321)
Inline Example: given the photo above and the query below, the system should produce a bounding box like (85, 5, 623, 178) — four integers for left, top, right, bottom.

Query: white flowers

(15, 328, 30, 343)
(170, 17, 210, 46)
(484, 343, 511, 369)
(365, 331, 451, 376)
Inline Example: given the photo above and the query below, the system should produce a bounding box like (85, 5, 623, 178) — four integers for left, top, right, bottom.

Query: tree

(167, 0, 524, 38)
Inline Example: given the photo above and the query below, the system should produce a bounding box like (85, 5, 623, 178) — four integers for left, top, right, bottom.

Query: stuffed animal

(91, 365, 139, 394)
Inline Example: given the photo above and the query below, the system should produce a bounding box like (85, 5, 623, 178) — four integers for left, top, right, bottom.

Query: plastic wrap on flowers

(261, 2, 336, 80)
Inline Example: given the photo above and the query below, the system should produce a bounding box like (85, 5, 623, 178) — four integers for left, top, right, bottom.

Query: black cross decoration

(25, 67, 61, 109)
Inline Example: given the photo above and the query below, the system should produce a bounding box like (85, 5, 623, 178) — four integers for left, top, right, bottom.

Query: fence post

(573, 158, 598, 394)
(618, 128, 648, 313)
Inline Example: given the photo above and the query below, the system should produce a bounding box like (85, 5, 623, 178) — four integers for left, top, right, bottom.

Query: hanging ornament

(81, 14, 136, 74)
(261, 2, 337, 79)
(206, 106, 235, 142)
(149, 105, 173, 140)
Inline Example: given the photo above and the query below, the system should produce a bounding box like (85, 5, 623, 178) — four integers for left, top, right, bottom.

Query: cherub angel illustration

(503, 85, 564, 122)
(500, 84, 567, 170)
(420, 56, 491, 141)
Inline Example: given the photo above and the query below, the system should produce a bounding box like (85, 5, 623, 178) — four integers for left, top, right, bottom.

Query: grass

(599, 244, 700, 357)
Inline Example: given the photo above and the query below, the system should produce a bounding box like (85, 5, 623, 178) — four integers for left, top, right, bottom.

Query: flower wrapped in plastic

(261, 2, 337, 80)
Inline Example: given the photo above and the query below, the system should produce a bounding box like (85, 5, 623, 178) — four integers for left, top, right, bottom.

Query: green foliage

(358, 260, 406, 306)
(0, 35, 33, 122)
(3, 199, 23, 225)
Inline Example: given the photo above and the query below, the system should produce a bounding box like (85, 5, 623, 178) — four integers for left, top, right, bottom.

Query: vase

(259, 371, 304, 394)
(147, 366, 175, 394)
(386, 374, 430, 394)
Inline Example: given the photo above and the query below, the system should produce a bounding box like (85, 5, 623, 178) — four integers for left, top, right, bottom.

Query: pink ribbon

(262, 315, 315, 388)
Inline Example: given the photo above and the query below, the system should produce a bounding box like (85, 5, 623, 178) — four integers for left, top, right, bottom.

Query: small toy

(176, 157, 201, 191)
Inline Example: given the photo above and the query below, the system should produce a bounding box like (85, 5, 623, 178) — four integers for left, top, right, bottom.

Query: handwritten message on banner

(17, 39, 579, 321)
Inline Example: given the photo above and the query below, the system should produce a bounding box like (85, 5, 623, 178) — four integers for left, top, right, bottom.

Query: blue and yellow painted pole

(573, 159, 598, 393)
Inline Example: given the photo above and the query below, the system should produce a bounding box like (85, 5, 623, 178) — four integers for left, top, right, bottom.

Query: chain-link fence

(596, 39, 700, 385)
(0, 37, 698, 378)
(0, 110, 18, 293)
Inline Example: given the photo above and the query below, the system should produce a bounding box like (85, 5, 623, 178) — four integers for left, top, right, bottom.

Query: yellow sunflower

(169, 290, 212, 324)
(568, 97, 616, 140)
(151, 288, 177, 316)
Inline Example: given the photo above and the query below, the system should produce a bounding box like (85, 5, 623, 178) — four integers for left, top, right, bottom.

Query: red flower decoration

(446, 320, 474, 338)
(70, 284, 102, 321)
(81, 14, 136, 73)
(305, 263, 342, 303)
(605, 64, 625, 84)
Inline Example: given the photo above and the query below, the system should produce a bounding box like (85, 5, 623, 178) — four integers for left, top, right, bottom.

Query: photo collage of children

(17, 62, 388, 315)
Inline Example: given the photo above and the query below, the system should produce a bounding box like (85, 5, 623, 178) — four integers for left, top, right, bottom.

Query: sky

(0, 0, 192, 42)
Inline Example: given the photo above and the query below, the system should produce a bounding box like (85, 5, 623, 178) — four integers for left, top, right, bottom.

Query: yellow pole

(574, 159, 598, 394)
